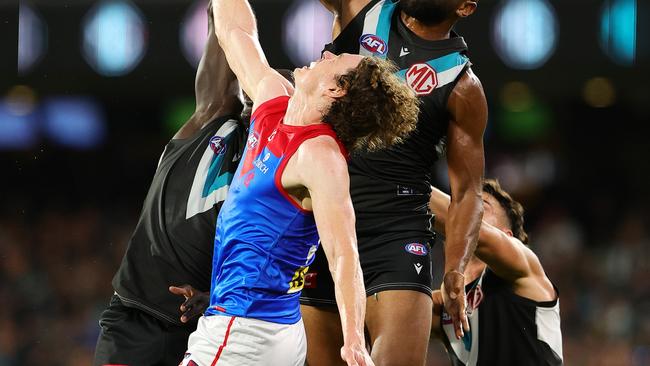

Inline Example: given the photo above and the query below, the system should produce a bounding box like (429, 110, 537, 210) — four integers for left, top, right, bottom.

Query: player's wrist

(443, 270, 466, 293)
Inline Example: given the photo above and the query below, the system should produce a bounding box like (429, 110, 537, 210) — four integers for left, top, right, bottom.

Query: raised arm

(212, 0, 293, 110)
(297, 137, 373, 366)
(173, 1, 241, 139)
(442, 69, 487, 339)
(319, 0, 370, 39)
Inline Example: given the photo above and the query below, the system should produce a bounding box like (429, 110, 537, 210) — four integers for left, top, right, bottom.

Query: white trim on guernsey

(435, 63, 468, 89)
(185, 120, 239, 219)
(358, 1, 385, 56)
(536, 300, 564, 362)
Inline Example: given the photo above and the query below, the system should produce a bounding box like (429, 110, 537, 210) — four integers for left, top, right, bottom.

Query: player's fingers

(169, 285, 190, 298)
(183, 303, 206, 321)
(461, 310, 470, 332)
(184, 293, 204, 308)
(449, 302, 464, 339)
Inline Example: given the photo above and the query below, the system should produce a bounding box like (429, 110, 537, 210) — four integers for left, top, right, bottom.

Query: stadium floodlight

(491, 0, 559, 70)
(81, 0, 148, 77)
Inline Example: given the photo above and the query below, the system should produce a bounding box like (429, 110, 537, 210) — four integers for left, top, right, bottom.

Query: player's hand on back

(168, 285, 210, 323)
(340, 343, 375, 366)
(441, 270, 470, 340)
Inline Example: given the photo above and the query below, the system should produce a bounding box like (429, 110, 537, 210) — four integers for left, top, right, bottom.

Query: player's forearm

(194, 2, 241, 120)
(331, 250, 367, 347)
(444, 193, 482, 273)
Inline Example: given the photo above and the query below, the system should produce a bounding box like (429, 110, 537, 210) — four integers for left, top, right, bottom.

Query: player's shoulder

(300, 134, 343, 157)
(252, 72, 295, 114)
(452, 67, 485, 98)
(298, 134, 347, 168)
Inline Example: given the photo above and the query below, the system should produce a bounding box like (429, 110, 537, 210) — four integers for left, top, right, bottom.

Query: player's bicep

(251, 74, 294, 114)
(474, 224, 530, 280)
(300, 140, 356, 266)
(446, 72, 487, 196)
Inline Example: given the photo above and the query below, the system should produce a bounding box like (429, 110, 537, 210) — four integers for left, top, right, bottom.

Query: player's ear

(324, 84, 347, 99)
(457, 1, 477, 18)
(322, 72, 347, 99)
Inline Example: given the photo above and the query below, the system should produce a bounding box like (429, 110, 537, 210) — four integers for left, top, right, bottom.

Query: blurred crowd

(1, 192, 649, 365)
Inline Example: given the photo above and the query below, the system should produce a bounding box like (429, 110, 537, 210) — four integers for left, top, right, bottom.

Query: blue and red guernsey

(205, 96, 347, 324)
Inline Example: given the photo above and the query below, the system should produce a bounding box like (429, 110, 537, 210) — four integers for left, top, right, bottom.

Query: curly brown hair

(322, 57, 420, 152)
(483, 179, 529, 244)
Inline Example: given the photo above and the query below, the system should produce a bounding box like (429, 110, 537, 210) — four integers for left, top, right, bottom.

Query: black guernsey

(112, 116, 244, 325)
(441, 270, 564, 365)
(324, 0, 470, 237)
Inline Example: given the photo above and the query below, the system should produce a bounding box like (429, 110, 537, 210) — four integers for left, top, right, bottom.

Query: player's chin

(294, 66, 307, 75)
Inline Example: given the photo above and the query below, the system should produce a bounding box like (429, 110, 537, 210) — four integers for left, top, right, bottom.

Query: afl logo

(405, 63, 438, 96)
(247, 133, 259, 150)
(209, 136, 226, 155)
(405, 243, 428, 256)
(359, 34, 387, 55)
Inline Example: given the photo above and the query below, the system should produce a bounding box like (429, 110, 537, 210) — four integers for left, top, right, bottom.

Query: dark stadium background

(1, 1, 649, 365)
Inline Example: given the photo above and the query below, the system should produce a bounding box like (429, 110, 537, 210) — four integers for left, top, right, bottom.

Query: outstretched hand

(441, 270, 469, 340)
(169, 285, 210, 323)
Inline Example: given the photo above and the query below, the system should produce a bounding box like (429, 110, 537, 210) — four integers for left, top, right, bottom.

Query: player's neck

(399, 12, 455, 41)
(284, 91, 324, 126)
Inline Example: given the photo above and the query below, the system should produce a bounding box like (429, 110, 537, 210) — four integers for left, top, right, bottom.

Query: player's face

(400, 0, 459, 24)
(294, 52, 363, 96)
(482, 192, 505, 229)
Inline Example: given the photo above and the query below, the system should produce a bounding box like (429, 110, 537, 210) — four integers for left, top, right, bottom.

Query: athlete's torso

(112, 115, 244, 324)
(442, 269, 564, 365)
(324, 0, 470, 235)
(205, 96, 346, 324)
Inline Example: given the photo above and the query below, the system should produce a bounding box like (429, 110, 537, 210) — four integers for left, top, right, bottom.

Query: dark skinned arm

(167, 1, 241, 323)
(173, 0, 242, 140)
(319, 0, 370, 39)
(441, 68, 487, 339)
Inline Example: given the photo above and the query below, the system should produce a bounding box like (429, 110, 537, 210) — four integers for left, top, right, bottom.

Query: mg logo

(405, 63, 438, 96)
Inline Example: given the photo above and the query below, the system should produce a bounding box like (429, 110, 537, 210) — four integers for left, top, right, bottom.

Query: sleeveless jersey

(442, 270, 564, 365)
(112, 115, 244, 325)
(205, 96, 346, 324)
(324, 0, 470, 235)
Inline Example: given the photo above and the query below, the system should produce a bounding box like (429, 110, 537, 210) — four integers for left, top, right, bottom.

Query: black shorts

(93, 295, 196, 366)
(300, 232, 434, 307)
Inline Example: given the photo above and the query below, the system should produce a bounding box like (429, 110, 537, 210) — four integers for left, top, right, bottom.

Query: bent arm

(299, 137, 366, 351)
(212, 0, 292, 109)
(429, 187, 534, 282)
(444, 70, 487, 274)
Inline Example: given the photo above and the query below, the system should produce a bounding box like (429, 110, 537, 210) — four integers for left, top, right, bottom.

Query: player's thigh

(365, 290, 433, 366)
(93, 295, 165, 366)
(301, 305, 346, 366)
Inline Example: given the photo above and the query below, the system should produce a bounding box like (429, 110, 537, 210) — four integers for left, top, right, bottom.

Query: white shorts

(180, 315, 306, 366)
